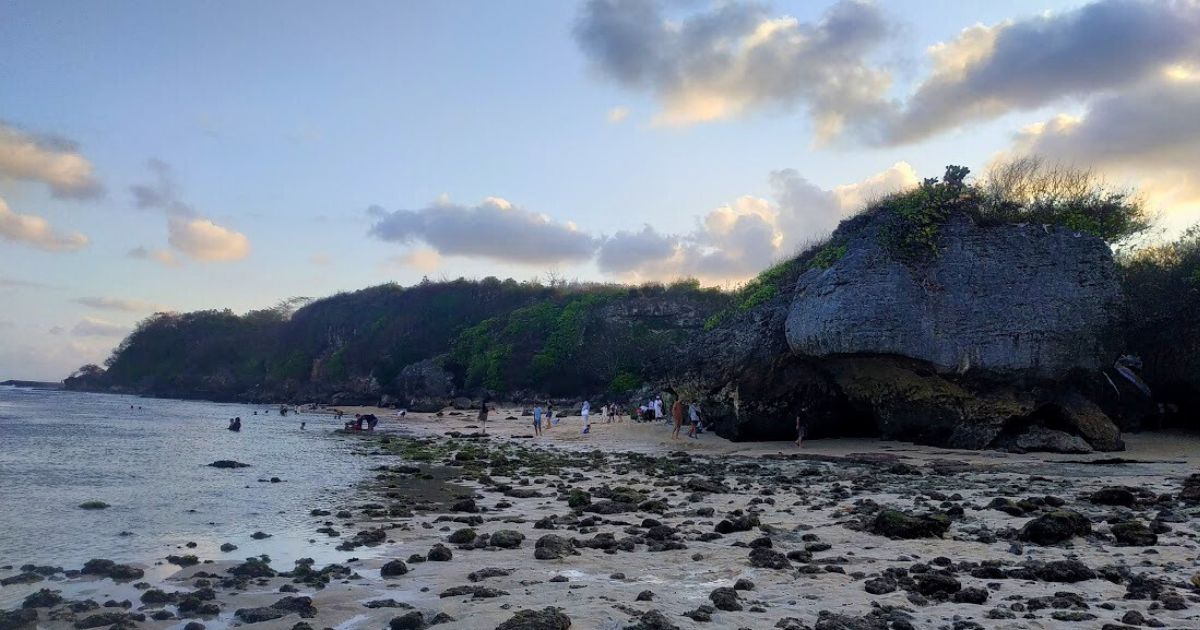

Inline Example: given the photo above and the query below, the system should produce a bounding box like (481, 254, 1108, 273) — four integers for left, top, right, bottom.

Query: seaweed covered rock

(1019, 510, 1092, 545)
(869, 509, 950, 539)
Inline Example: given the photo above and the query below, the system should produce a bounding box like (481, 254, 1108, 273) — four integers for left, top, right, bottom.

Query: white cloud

(874, 0, 1200, 145)
(0, 197, 89, 252)
(0, 122, 103, 198)
(597, 162, 917, 282)
(574, 0, 894, 139)
(127, 246, 180, 267)
(389, 248, 442, 272)
(71, 316, 128, 338)
(74, 296, 167, 313)
(128, 160, 251, 263)
(606, 106, 631, 123)
(167, 216, 251, 262)
(369, 197, 597, 265)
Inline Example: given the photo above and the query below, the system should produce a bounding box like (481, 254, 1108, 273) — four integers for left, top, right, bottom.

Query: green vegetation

(73, 276, 728, 400)
(809, 241, 848, 270)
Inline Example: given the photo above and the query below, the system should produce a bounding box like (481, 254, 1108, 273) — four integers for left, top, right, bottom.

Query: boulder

(495, 607, 571, 630)
(1018, 510, 1092, 545)
(870, 509, 950, 539)
(1111, 521, 1157, 546)
(786, 214, 1124, 379)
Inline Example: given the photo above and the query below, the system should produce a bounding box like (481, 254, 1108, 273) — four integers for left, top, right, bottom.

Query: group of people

(345, 413, 378, 431)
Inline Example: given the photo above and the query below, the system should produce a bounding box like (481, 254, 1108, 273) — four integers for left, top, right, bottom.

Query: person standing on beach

(671, 398, 684, 439)
(653, 397, 664, 421)
(687, 403, 701, 439)
(547, 402, 556, 427)
(479, 397, 491, 435)
(532, 403, 543, 436)
(581, 400, 591, 434)
(795, 415, 807, 448)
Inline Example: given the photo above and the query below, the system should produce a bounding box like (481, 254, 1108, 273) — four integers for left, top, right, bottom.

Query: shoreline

(4, 406, 1200, 629)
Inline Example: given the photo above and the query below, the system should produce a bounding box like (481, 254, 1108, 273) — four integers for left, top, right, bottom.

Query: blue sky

(3, 0, 1198, 379)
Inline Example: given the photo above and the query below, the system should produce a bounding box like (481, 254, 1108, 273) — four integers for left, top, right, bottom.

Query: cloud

(1008, 70, 1200, 231)
(369, 197, 598, 265)
(606, 106, 631, 123)
(0, 197, 89, 252)
(71, 316, 128, 338)
(597, 161, 917, 282)
(389, 248, 442, 272)
(127, 246, 180, 267)
(128, 160, 250, 263)
(574, 0, 894, 138)
(166, 216, 251, 262)
(0, 122, 103, 198)
(875, 0, 1200, 145)
(0, 275, 52, 289)
(74, 296, 167, 313)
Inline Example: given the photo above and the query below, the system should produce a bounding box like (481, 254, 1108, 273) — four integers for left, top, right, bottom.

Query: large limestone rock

(786, 215, 1124, 379)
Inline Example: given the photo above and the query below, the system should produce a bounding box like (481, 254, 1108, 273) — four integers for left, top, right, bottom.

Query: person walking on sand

(795, 415, 807, 448)
(581, 400, 591, 434)
(687, 403, 701, 439)
(479, 397, 491, 435)
(671, 398, 684, 439)
(532, 403, 543, 437)
(547, 402, 556, 427)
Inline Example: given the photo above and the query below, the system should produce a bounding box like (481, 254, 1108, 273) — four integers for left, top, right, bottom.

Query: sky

(2, 0, 1199, 380)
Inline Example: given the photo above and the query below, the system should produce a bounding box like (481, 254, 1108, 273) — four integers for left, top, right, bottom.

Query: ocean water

(0, 386, 373, 583)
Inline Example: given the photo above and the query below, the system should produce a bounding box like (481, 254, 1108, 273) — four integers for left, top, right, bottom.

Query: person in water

(227, 417, 241, 431)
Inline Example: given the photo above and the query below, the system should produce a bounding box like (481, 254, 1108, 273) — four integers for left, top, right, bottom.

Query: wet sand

(4, 407, 1200, 629)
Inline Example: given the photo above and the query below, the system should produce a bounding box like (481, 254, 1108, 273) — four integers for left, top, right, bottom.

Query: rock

(78, 501, 110, 510)
(914, 573, 961, 597)
(79, 559, 144, 581)
(714, 514, 759, 534)
(870, 509, 950, 539)
(21, 589, 63, 609)
(864, 577, 897, 595)
(534, 535, 578, 560)
(1003, 426, 1094, 454)
(0, 573, 41, 586)
(250, 531, 272, 539)
(389, 611, 425, 630)
(1091, 486, 1137, 507)
(1111, 521, 1158, 546)
(708, 586, 742, 611)
(625, 609, 678, 630)
(183, 623, 205, 630)
(427, 544, 453, 561)
(73, 612, 144, 629)
(447, 528, 477, 544)
(380, 559, 409, 577)
(468, 567, 512, 582)
(495, 607, 571, 630)
(207, 460, 250, 468)
(439, 585, 508, 598)
(635, 590, 654, 601)
(1034, 559, 1095, 583)
(0, 609, 37, 629)
(490, 530, 525, 549)
(234, 607, 287, 624)
(219, 543, 238, 552)
(1052, 390, 1124, 451)
(786, 214, 1124, 379)
(1018, 510, 1092, 545)
(952, 586, 989, 604)
(1181, 474, 1200, 504)
(748, 547, 790, 570)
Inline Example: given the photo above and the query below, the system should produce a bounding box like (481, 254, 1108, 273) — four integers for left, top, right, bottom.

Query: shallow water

(0, 387, 372, 583)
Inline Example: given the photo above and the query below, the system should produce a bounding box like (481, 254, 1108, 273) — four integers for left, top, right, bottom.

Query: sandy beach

(4, 406, 1200, 630)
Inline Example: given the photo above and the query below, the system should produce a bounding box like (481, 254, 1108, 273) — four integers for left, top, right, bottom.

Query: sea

(0, 385, 376, 606)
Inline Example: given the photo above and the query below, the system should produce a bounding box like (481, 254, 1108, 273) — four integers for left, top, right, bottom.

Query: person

(671, 398, 684, 438)
(300, 421, 306, 430)
(228, 417, 241, 432)
(479, 397, 491, 435)
(532, 403, 543, 436)
(366, 414, 378, 431)
(547, 402, 556, 427)
(687, 403, 701, 439)
(795, 415, 807, 448)
(653, 397, 664, 420)
(581, 400, 591, 434)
